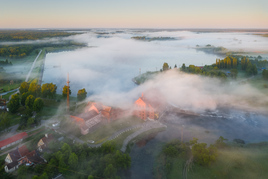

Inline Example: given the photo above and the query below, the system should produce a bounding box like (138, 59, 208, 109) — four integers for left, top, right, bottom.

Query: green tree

(191, 141, 218, 166)
(21, 92, 29, 106)
(88, 175, 94, 179)
(25, 95, 35, 109)
(33, 98, 44, 112)
(61, 143, 72, 157)
(262, 69, 268, 80)
(104, 164, 116, 178)
(27, 117, 35, 127)
(62, 85, 71, 98)
(230, 69, 238, 79)
(77, 88, 87, 101)
(59, 158, 68, 174)
(19, 82, 29, 94)
(7, 94, 20, 113)
(181, 63, 186, 71)
(215, 136, 228, 148)
(0, 112, 10, 131)
(40, 172, 48, 179)
(68, 153, 78, 169)
(162, 62, 169, 71)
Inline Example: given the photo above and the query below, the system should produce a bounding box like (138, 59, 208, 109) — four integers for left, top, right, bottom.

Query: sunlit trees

(21, 92, 30, 106)
(190, 138, 218, 166)
(19, 82, 29, 94)
(77, 88, 87, 101)
(28, 80, 41, 97)
(41, 83, 57, 99)
(162, 62, 169, 71)
(25, 95, 35, 109)
(62, 85, 71, 98)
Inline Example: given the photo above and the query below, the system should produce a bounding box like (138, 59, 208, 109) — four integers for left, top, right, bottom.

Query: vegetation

(196, 45, 230, 56)
(25, 141, 131, 179)
(162, 62, 169, 71)
(262, 69, 268, 80)
(0, 59, 12, 66)
(131, 36, 176, 41)
(41, 83, 57, 99)
(7, 93, 20, 113)
(62, 85, 71, 98)
(0, 30, 79, 41)
(77, 88, 87, 101)
(80, 116, 143, 143)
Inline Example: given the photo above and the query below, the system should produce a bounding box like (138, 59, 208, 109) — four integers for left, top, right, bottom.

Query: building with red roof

(0, 132, 28, 150)
(4, 145, 46, 173)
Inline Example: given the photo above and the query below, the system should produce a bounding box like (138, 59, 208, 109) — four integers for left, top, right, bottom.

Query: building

(133, 94, 155, 120)
(37, 134, 54, 152)
(4, 145, 45, 173)
(85, 102, 112, 121)
(0, 132, 28, 150)
(70, 110, 102, 135)
(133, 90, 165, 120)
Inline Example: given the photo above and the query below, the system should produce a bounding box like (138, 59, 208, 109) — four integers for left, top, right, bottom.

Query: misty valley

(1, 29, 268, 179)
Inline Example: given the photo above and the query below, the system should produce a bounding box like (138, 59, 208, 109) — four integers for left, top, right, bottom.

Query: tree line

(17, 140, 131, 179)
(0, 30, 79, 41)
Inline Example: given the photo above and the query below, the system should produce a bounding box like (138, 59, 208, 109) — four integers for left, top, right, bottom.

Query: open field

(80, 116, 144, 143)
(155, 142, 268, 179)
(112, 128, 140, 149)
(188, 144, 268, 179)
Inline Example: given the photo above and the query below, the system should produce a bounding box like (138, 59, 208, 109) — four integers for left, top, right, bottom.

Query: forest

(0, 41, 85, 58)
(0, 30, 79, 41)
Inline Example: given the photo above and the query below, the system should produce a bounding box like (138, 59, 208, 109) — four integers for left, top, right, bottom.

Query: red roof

(0, 132, 28, 148)
(18, 145, 29, 157)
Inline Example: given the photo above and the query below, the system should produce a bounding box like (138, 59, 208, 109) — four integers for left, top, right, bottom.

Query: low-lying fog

(41, 30, 268, 144)
(42, 30, 268, 97)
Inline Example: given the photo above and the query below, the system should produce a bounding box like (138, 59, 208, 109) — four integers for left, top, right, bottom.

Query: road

(120, 121, 167, 152)
(63, 120, 167, 152)
(0, 88, 19, 96)
(25, 49, 42, 82)
(0, 50, 43, 99)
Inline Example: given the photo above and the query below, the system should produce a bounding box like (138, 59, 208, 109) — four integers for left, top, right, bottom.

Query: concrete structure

(0, 132, 28, 150)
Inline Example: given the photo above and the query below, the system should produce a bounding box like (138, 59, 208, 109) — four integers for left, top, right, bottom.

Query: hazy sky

(0, 0, 268, 29)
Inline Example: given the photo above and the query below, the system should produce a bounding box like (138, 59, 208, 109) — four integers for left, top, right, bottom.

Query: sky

(0, 0, 268, 29)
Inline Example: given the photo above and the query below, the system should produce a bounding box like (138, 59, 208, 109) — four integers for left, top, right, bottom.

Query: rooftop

(0, 132, 28, 148)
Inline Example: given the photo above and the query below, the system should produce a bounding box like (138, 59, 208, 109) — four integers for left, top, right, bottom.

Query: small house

(37, 134, 54, 152)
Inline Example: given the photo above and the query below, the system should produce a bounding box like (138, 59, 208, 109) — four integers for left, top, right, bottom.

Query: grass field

(1, 91, 15, 100)
(79, 116, 143, 143)
(112, 128, 141, 149)
(157, 143, 268, 179)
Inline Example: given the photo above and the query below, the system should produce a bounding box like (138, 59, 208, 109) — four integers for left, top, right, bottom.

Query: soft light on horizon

(0, 0, 268, 29)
